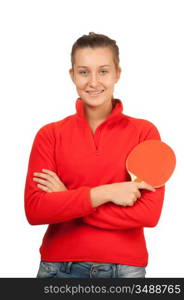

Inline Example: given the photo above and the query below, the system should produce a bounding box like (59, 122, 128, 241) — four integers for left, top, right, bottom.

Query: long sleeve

(24, 123, 96, 225)
(82, 186, 165, 229)
(82, 120, 165, 230)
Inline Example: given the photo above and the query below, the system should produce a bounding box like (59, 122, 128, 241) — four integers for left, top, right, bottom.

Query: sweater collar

(75, 97, 123, 122)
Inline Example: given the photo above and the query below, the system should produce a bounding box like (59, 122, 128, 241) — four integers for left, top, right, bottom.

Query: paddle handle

(128, 171, 143, 183)
(133, 177, 143, 183)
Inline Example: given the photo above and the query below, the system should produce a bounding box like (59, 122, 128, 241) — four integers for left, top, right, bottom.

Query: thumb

(136, 181, 156, 192)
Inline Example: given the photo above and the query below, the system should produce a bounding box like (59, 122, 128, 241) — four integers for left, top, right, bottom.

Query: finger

(41, 169, 62, 183)
(135, 190, 141, 199)
(33, 172, 59, 185)
(130, 192, 137, 205)
(132, 186, 141, 199)
(33, 177, 53, 189)
(131, 194, 137, 203)
(143, 182, 156, 192)
(37, 183, 53, 193)
(33, 172, 51, 179)
(127, 202, 134, 206)
(136, 181, 156, 192)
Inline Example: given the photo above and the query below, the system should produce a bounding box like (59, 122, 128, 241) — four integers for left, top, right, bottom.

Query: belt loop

(113, 264, 118, 278)
(65, 262, 73, 274)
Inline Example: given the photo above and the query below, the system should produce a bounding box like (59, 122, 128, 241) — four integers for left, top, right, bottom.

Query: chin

(80, 93, 111, 107)
(84, 98, 106, 108)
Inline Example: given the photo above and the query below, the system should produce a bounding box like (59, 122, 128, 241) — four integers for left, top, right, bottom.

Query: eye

(100, 70, 108, 74)
(79, 70, 88, 75)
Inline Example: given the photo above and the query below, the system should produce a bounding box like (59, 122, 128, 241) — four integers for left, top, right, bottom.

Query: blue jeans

(36, 261, 146, 278)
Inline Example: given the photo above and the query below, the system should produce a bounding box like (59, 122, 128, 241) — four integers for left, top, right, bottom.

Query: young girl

(24, 32, 165, 278)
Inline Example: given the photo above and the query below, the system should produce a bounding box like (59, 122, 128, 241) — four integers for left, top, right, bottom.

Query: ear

(69, 68, 75, 83)
(115, 67, 122, 83)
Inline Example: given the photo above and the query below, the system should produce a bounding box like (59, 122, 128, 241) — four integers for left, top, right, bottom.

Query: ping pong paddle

(126, 139, 176, 188)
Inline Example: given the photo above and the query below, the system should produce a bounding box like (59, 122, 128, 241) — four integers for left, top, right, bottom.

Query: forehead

(74, 47, 114, 67)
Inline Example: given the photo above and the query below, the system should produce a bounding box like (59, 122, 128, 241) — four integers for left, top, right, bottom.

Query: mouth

(86, 90, 104, 97)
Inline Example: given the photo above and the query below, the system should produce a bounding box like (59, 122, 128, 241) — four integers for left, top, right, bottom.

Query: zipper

(85, 120, 106, 154)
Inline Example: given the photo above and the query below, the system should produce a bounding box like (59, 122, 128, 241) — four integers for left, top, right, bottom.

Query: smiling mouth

(86, 90, 104, 96)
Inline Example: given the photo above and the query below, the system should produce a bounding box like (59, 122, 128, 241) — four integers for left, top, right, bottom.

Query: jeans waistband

(61, 262, 73, 273)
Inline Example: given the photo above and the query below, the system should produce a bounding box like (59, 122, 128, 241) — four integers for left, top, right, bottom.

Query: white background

(0, 0, 183, 277)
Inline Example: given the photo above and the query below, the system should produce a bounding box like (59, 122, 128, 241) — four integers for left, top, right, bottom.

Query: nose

(88, 73, 100, 87)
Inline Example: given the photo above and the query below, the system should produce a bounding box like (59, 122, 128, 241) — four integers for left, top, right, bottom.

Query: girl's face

(69, 47, 121, 108)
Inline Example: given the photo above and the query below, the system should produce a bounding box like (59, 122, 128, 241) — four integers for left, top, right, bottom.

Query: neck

(84, 98, 116, 123)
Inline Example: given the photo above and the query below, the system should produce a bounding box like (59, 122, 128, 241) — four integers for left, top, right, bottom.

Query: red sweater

(24, 98, 165, 266)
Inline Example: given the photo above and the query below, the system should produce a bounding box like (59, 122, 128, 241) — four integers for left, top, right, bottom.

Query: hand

(33, 169, 68, 193)
(105, 181, 156, 207)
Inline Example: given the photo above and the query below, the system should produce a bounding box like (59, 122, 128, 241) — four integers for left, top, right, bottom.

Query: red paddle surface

(126, 139, 176, 187)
